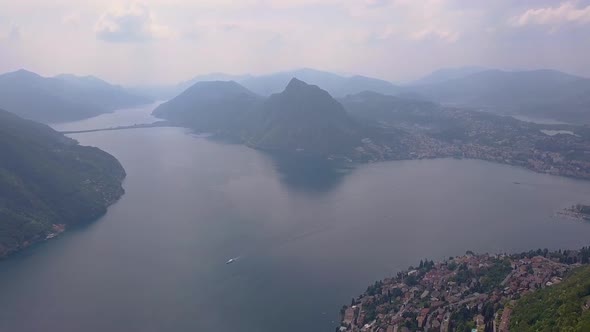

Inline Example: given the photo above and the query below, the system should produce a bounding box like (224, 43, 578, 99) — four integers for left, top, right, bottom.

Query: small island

(338, 248, 590, 332)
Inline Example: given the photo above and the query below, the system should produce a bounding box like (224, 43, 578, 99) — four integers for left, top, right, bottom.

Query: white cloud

(511, 2, 590, 27)
(62, 12, 81, 26)
(410, 27, 459, 43)
(0, 23, 21, 41)
(8, 24, 21, 40)
(95, 2, 174, 42)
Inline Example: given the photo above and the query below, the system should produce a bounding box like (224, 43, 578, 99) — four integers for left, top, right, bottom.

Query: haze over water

(1, 106, 590, 332)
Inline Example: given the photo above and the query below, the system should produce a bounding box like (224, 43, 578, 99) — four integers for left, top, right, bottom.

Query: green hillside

(510, 265, 590, 331)
(0, 109, 126, 258)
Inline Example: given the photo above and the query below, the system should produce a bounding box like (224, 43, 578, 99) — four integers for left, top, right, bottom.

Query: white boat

(226, 258, 235, 264)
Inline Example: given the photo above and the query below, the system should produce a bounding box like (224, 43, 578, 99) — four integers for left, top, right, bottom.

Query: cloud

(95, 2, 173, 42)
(511, 1, 590, 27)
(62, 12, 81, 26)
(8, 24, 20, 40)
(0, 23, 20, 41)
(410, 27, 459, 42)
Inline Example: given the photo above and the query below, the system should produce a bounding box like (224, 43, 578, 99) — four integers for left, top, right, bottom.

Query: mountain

(0, 69, 151, 123)
(340, 91, 442, 125)
(135, 69, 399, 101)
(152, 80, 261, 134)
(154, 78, 366, 156)
(0, 109, 126, 258)
(411, 66, 488, 85)
(132, 73, 253, 100)
(245, 78, 362, 155)
(240, 68, 400, 97)
(410, 69, 590, 123)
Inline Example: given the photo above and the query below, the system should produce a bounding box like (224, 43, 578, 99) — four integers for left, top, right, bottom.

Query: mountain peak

(2, 69, 42, 80)
(282, 78, 331, 98)
(183, 80, 256, 99)
(285, 77, 309, 90)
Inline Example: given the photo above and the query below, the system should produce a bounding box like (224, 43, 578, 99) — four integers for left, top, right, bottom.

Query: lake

(1, 105, 590, 332)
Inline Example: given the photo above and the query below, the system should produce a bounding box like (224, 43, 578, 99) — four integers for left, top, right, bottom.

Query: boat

(226, 258, 235, 265)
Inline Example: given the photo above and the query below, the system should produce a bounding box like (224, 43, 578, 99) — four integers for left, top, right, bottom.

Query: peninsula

(0, 109, 126, 259)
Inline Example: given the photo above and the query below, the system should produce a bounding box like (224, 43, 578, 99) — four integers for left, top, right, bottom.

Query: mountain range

(138, 68, 400, 101)
(0, 69, 151, 123)
(153, 77, 372, 157)
(409, 69, 590, 123)
(3, 66, 589, 126)
(147, 66, 590, 124)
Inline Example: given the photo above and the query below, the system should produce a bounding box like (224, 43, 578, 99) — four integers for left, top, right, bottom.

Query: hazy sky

(1, 0, 589, 85)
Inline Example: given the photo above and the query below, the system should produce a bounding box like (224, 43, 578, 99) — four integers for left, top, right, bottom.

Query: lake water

(2, 106, 590, 331)
(50, 101, 164, 132)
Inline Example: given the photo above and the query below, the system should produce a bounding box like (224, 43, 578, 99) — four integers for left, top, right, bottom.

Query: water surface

(49, 101, 163, 132)
(1, 109, 590, 332)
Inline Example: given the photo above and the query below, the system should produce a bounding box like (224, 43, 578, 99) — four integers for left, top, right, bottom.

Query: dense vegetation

(0, 69, 151, 123)
(0, 109, 126, 258)
(245, 78, 362, 154)
(154, 78, 367, 156)
(510, 265, 590, 331)
(152, 80, 262, 135)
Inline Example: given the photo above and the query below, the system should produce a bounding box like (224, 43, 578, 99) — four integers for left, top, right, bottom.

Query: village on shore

(338, 248, 590, 332)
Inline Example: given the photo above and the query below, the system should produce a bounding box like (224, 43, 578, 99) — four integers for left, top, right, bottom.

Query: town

(338, 248, 590, 332)
(350, 106, 590, 181)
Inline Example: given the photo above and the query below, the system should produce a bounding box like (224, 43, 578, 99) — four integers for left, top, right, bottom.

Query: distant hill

(411, 66, 488, 85)
(340, 91, 442, 125)
(245, 78, 362, 155)
(132, 73, 254, 100)
(240, 68, 400, 97)
(409, 69, 590, 123)
(0, 69, 151, 123)
(0, 109, 126, 258)
(135, 69, 399, 101)
(152, 80, 261, 135)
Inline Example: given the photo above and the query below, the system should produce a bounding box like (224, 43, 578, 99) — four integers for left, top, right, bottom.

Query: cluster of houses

(339, 249, 587, 332)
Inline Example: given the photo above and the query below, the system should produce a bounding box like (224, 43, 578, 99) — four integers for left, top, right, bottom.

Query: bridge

(59, 121, 177, 134)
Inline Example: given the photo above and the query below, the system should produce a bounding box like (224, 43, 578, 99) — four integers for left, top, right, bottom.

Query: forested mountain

(245, 78, 362, 154)
(0, 69, 151, 123)
(340, 91, 442, 125)
(152, 78, 367, 156)
(0, 109, 126, 258)
(152, 80, 261, 134)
